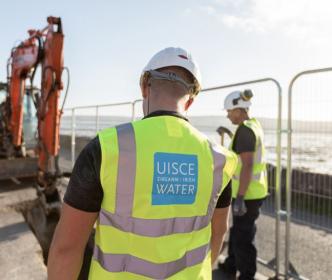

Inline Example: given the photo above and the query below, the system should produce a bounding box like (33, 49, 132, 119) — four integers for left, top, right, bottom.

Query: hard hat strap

(146, 70, 197, 95)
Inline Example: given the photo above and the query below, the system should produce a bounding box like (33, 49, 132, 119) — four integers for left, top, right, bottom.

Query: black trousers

(224, 199, 264, 280)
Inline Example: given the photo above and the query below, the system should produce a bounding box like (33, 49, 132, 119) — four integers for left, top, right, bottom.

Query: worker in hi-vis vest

(218, 90, 268, 280)
(48, 47, 238, 280)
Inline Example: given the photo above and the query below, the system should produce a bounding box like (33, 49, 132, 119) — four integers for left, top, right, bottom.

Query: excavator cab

(0, 85, 38, 157)
(23, 89, 38, 150)
(0, 87, 5, 103)
(0, 84, 39, 179)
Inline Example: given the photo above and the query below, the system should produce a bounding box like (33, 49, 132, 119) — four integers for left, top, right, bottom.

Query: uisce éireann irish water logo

(152, 152, 198, 205)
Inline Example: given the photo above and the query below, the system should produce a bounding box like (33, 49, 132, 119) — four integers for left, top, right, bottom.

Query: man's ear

(140, 75, 150, 98)
(141, 80, 149, 98)
(141, 85, 147, 98)
(184, 96, 194, 111)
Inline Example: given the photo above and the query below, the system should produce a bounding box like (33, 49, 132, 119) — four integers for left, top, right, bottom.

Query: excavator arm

(36, 17, 64, 204)
(2, 16, 66, 213)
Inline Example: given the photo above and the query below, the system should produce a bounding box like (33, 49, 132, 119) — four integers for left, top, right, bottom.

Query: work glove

(233, 195, 247, 216)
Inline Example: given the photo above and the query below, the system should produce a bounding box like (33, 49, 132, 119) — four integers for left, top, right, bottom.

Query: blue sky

(1, 0, 332, 113)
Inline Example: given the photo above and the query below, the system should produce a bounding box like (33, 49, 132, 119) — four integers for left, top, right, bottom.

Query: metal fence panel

(134, 78, 283, 278)
(286, 68, 332, 280)
(61, 102, 134, 166)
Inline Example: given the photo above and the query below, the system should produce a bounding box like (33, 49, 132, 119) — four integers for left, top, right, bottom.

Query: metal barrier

(61, 101, 135, 167)
(286, 68, 332, 280)
(200, 79, 282, 279)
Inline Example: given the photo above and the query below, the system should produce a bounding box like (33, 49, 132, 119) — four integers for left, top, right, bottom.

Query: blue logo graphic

(152, 152, 198, 205)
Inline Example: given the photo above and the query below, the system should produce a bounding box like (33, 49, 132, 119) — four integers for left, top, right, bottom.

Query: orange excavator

(0, 16, 68, 214)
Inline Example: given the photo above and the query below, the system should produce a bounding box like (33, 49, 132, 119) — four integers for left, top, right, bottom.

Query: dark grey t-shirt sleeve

(215, 181, 232, 208)
(64, 136, 103, 212)
(233, 125, 256, 154)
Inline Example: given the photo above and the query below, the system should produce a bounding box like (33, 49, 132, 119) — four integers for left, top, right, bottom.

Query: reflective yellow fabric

(89, 254, 212, 280)
(98, 127, 119, 213)
(132, 117, 214, 219)
(230, 118, 268, 200)
(90, 116, 237, 279)
(94, 223, 211, 263)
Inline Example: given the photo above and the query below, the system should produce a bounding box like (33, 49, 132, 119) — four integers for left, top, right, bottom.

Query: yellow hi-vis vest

(230, 118, 268, 200)
(89, 116, 237, 280)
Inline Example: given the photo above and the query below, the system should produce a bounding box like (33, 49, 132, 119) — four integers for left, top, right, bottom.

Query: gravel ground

(0, 180, 46, 280)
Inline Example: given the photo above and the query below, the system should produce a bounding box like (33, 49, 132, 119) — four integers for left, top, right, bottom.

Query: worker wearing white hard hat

(141, 47, 202, 93)
(139, 47, 202, 116)
(224, 90, 252, 111)
(48, 47, 238, 280)
(219, 89, 268, 280)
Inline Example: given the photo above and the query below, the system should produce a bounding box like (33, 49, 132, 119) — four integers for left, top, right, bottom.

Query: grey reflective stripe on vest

(233, 172, 261, 181)
(115, 123, 136, 216)
(207, 141, 226, 216)
(255, 136, 263, 163)
(100, 208, 211, 237)
(93, 243, 210, 279)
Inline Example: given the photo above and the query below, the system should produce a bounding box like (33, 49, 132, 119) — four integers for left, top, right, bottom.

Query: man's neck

(147, 103, 184, 115)
(143, 110, 188, 121)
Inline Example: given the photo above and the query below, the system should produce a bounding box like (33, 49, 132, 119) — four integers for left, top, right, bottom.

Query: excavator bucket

(0, 157, 38, 181)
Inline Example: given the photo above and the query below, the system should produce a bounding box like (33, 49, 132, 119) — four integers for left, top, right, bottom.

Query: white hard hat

(224, 90, 252, 110)
(141, 47, 202, 92)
